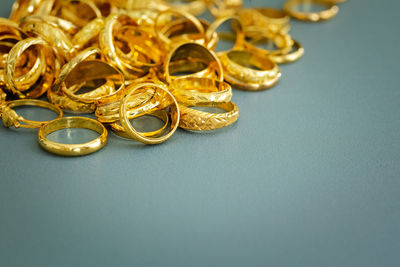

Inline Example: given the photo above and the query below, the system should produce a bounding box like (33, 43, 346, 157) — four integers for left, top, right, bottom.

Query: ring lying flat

(179, 102, 239, 131)
(1, 99, 63, 129)
(170, 77, 232, 106)
(38, 116, 108, 156)
(219, 50, 281, 91)
(284, 0, 339, 22)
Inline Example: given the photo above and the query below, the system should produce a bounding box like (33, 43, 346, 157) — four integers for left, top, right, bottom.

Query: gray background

(1, 0, 400, 266)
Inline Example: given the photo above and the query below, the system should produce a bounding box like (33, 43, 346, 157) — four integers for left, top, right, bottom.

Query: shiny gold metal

(4, 37, 55, 98)
(49, 47, 106, 112)
(268, 39, 305, 64)
(205, 15, 245, 50)
(164, 42, 224, 83)
(1, 99, 62, 129)
(114, 26, 162, 73)
(170, 77, 232, 106)
(119, 83, 180, 145)
(61, 60, 125, 105)
(165, 0, 207, 16)
(71, 17, 104, 53)
(284, 0, 339, 22)
(154, 9, 205, 48)
(111, 109, 169, 139)
(219, 50, 281, 90)
(95, 87, 156, 124)
(179, 101, 239, 131)
(20, 17, 74, 60)
(38, 116, 108, 156)
(100, 11, 151, 79)
(206, 0, 243, 18)
(9, 0, 55, 21)
(239, 8, 290, 37)
(52, 0, 102, 28)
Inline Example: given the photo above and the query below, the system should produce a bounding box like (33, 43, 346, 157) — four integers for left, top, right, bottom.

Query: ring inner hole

(129, 115, 166, 133)
(291, 3, 327, 12)
(47, 128, 100, 144)
(13, 106, 59, 122)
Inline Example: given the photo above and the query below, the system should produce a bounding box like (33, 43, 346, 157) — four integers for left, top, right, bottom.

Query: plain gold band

(38, 116, 108, 157)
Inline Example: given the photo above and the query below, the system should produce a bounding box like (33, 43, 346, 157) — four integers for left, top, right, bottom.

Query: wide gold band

(164, 42, 223, 83)
(170, 77, 232, 106)
(219, 50, 281, 91)
(179, 101, 239, 131)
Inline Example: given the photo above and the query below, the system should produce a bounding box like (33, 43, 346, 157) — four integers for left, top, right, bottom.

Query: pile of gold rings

(0, 0, 346, 156)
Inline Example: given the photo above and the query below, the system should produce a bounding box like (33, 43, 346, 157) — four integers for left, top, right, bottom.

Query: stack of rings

(0, 0, 347, 156)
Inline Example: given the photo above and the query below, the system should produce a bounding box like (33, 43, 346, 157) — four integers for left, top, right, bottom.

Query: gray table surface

(1, 0, 400, 266)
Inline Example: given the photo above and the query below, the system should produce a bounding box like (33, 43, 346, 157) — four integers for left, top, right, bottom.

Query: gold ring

(206, 0, 243, 18)
(269, 39, 305, 64)
(1, 99, 63, 129)
(219, 50, 281, 91)
(20, 17, 74, 60)
(244, 35, 303, 64)
(100, 11, 150, 79)
(205, 15, 245, 51)
(4, 37, 55, 99)
(95, 88, 155, 124)
(52, 0, 102, 28)
(284, 0, 339, 22)
(119, 83, 180, 145)
(179, 102, 239, 131)
(154, 9, 205, 47)
(71, 17, 105, 54)
(239, 8, 290, 37)
(61, 59, 125, 105)
(111, 109, 170, 139)
(167, 0, 206, 16)
(38, 116, 108, 156)
(164, 42, 224, 83)
(170, 77, 232, 106)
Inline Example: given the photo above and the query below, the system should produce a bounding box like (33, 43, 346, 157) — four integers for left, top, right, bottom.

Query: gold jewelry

(164, 42, 224, 83)
(1, 99, 63, 129)
(179, 101, 239, 131)
(4, 37, 56, 98)
(205, 16, 245, 50)
(20, 17, 74, 60)
(110, 109, 169, 139)
(38, 116, 108, 156)
(119, 83, 180, 145)
(206, 0, 243, 18)
(52, 0, 102, 28)
(219, 50, 281, 91)
(268, 39, 305, 64)
(244, 35, 303, 64)
(166, 0, 207, 16)
(100, 11, 150, 79)
(239, 8, 290, 37)
(170, 77, 232, 106)
(113, 26, 162, 73)
(61, 60, 125, 105)
(154, 9, 205, 48)
(71, 17, 104, 53)
(284, 0, 339, 22)
(95, 88, 155, 124)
